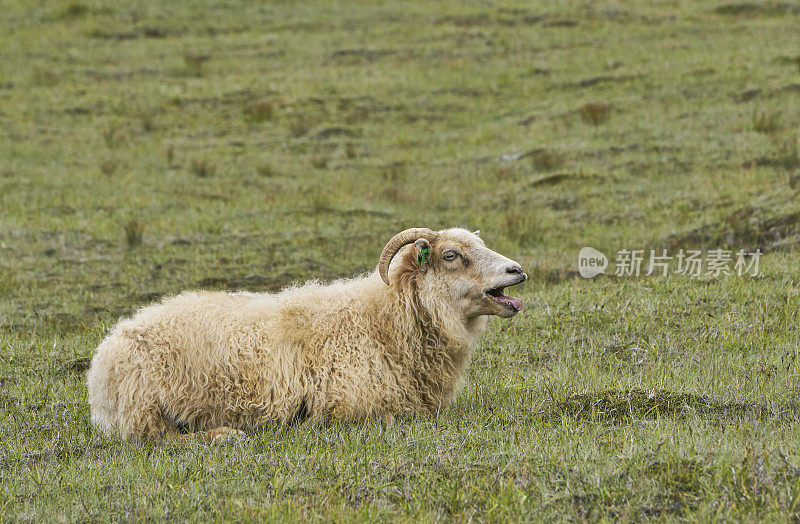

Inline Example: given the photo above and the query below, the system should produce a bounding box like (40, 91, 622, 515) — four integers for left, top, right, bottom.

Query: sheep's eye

(443, 251, 457, 261)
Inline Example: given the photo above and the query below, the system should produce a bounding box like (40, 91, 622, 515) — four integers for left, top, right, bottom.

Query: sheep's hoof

(207, 426, 247, 443)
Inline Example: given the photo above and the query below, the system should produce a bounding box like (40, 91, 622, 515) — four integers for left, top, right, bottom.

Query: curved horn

(378, 228, 438, 285)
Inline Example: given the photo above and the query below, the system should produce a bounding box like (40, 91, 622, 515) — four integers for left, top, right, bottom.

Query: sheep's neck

(388, 284, 485, 408)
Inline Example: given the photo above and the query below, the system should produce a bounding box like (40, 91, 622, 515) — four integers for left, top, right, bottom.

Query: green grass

(2, 0, 800, 520)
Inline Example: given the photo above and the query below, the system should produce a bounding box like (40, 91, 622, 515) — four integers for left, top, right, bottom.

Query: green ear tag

(418, 245, 430, 266)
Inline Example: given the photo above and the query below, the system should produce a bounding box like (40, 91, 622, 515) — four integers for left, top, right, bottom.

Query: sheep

(87, 227, 527, 441)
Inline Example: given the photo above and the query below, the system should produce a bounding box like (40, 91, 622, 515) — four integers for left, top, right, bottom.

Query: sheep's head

(379, 228, 527, 318)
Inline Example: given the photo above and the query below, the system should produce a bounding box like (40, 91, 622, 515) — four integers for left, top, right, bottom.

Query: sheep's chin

(492, 301, 522, 318)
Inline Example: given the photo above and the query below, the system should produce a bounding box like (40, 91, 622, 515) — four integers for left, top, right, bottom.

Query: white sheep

(87, 227, 527, 441)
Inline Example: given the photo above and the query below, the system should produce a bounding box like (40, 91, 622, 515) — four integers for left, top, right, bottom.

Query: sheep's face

(404, 229, 527, 319)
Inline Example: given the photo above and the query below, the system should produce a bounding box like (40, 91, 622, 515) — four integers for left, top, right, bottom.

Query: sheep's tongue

(498, 295, 523, 311)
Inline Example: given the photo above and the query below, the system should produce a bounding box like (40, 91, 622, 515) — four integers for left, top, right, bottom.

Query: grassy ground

(2, 0, 800, 520)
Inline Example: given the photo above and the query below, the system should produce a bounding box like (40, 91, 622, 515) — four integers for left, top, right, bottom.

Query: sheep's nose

(506, 265, 526, 280)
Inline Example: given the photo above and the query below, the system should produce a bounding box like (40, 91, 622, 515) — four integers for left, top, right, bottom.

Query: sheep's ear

(472, 230, 481, 237)
(414, 238, 431, 267)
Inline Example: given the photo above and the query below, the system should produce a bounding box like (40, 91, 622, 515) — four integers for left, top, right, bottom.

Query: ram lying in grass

(87, 228, 527, 441)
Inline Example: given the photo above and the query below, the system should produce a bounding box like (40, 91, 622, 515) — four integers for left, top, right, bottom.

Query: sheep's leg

(168, 426, 247, 444)
(205, 426, 247, 442)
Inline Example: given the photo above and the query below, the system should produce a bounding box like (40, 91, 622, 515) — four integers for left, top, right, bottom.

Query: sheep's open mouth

(485, 286, 523, 312)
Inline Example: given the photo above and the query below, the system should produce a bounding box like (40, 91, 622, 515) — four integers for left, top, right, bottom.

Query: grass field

(2, 0, 800, 520)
